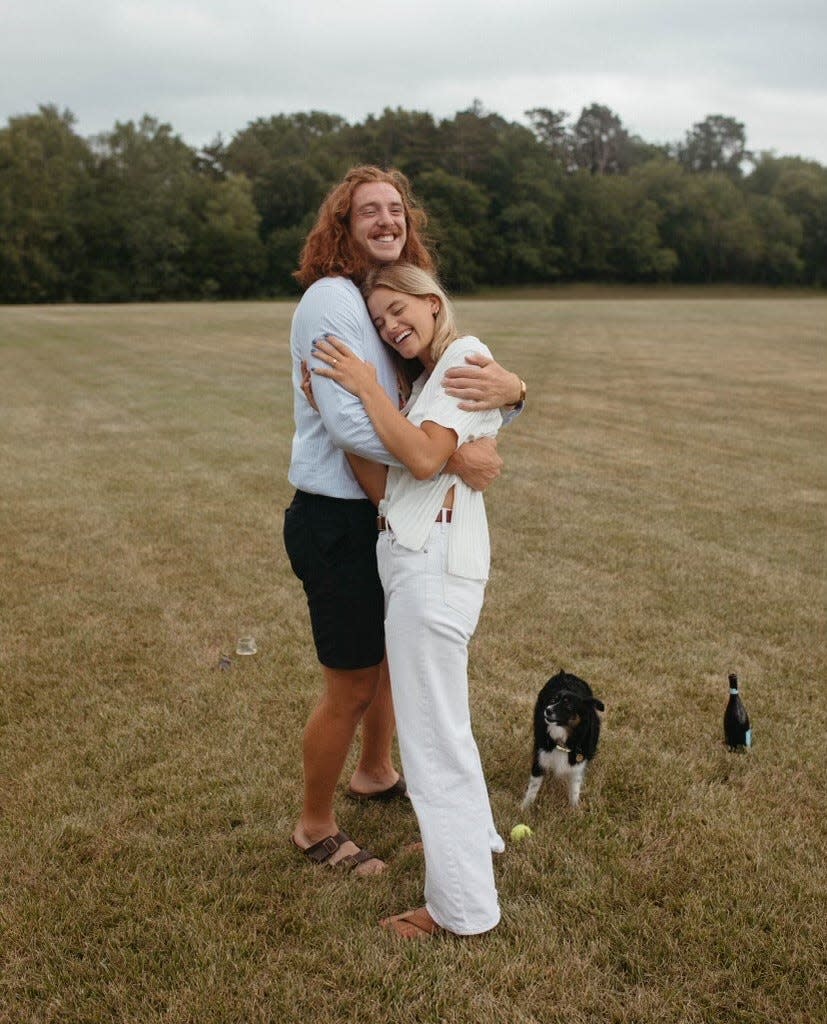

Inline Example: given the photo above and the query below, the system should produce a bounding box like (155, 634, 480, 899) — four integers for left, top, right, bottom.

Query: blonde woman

(312, 264, 508, 939)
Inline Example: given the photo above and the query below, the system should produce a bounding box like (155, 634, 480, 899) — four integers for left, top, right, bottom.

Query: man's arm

(296, 283, 404, 467)
(441, 352, 525, 411)
(346, 453, 387, 507)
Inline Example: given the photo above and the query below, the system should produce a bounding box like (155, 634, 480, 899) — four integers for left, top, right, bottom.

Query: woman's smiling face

(367, 286, 440, 368)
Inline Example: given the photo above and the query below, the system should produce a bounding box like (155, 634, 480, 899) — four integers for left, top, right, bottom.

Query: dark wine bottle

(724, 673, 752, 750)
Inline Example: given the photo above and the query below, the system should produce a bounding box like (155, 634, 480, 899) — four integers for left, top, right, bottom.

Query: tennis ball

(510, 823, 533, 842)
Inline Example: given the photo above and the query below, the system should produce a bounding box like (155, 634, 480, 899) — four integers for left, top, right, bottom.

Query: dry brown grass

(1, 295, 825, 1023)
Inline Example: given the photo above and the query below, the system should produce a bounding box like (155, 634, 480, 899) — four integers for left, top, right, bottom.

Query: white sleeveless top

(379, 336, 503, 581)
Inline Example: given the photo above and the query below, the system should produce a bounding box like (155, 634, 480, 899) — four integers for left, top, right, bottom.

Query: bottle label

(730, 688, 739, 694)
(744, 729, 752, 748)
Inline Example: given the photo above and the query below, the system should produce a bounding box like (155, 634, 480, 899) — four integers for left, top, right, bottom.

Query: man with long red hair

(284, 165, 525, 875)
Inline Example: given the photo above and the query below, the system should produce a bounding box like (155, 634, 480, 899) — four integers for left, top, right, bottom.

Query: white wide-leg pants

(377, 522, 503, 935)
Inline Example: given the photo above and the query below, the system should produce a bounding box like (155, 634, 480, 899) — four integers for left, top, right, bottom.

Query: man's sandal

(290, 831, 384, 873)
(380, 907, 446, 940)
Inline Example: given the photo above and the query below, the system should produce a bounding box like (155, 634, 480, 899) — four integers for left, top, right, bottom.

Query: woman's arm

(312, 335, 457, 481)
(302, 339, 498, 489)
(302, 355, 501, 490)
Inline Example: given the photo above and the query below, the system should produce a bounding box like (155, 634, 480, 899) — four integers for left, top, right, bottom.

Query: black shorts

(283, 490, 385, 670)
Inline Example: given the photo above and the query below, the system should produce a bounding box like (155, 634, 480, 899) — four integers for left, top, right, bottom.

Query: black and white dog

(521, 671, 605, 809)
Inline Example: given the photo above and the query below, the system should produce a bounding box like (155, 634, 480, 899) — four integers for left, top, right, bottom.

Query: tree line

(1, 101, 825, 303)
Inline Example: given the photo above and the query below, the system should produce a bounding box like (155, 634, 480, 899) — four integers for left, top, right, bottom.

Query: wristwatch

(509, 378, 527, 409)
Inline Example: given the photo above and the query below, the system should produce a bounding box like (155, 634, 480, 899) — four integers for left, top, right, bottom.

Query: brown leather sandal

(380, 907, 446, 940)
(291, 831, 383, 872)
(346, 776, 408, 803)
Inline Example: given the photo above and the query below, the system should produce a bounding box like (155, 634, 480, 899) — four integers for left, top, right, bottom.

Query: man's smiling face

(348, 181, 407, 264)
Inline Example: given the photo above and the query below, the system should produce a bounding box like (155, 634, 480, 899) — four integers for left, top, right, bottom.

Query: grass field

(1, 295, 825, 1023)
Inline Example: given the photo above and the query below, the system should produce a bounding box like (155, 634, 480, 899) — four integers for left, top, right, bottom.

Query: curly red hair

(294, 165, 435, 288)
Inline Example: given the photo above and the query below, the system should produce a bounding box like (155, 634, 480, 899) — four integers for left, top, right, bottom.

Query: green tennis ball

(510, 823, 533, 842)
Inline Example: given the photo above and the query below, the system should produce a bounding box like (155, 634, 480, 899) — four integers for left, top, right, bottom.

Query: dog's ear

(570, 705, 602, 763)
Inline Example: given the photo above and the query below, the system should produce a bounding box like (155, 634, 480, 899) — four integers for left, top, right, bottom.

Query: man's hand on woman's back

(445, 437, 502, 492)
(442, 353, 523, 411)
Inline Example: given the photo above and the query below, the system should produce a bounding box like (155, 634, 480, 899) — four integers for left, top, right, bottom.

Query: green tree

(745, 154, 827, 283)
(267, 221, 312, 295)
(222, 112, 353, 290)
(572, 104, 630, 175)
(346, 108, 442, 177)
(525, 107, 573, 168)
(224, 112, 349, 173)
(414, 168, 491, 290)
(434, 104, 550, 285)
(188, 174, 267, 298)
(629, 160, 767, 281)
(438, 102, 537, 197)
(79, 117, 201, 300)
(558, 171, 677, 280)
(678, 175, 760, 281)
(0, 105, 91, 302)
(223, 113, 347, 236)
(1, 101, 823, 302)
(494, 157, 565, 282)
(747, 194, 804, 282)
(772, 162, 827, 284)
(678, 115, 751, 178)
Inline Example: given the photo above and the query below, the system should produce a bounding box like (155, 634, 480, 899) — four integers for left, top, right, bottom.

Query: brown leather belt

(377, 508, 452, 532)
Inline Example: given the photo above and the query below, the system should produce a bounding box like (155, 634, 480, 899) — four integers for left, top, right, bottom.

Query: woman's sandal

(345, 776, 408, 803)
(380, 907, 446, 940)
(290, 831, 384, 874)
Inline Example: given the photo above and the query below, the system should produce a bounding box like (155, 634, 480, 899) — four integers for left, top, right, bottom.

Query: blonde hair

(361, 264, 459, 370)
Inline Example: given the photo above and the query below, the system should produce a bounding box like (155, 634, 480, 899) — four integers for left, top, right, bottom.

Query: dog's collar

(554, 742, 585, 763)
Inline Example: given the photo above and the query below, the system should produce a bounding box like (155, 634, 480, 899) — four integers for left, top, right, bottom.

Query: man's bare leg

(292, 663, 385, 875)
(349, 656, 401, 795)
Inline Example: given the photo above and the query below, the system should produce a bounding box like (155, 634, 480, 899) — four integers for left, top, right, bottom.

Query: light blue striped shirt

(288, 276, 403, 499)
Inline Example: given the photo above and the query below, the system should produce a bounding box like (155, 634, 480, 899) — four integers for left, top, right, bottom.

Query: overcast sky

(3, 0, 826, 164)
